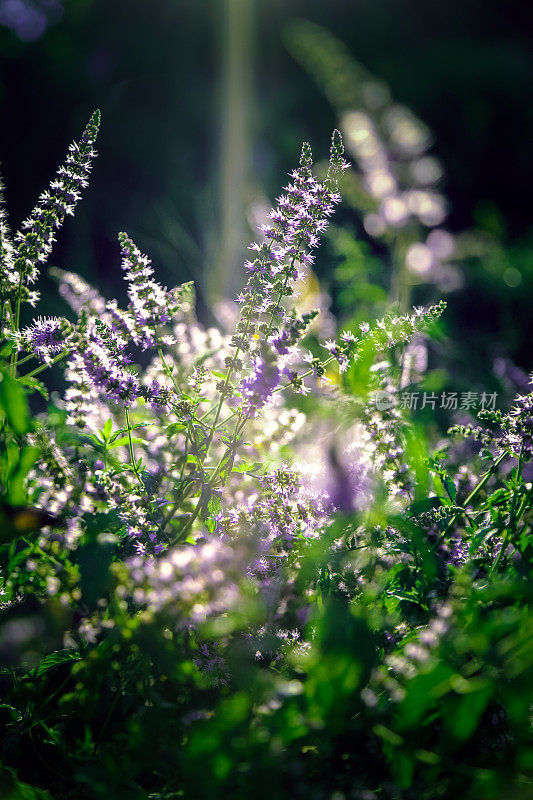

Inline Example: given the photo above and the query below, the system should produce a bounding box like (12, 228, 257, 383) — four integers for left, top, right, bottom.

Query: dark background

(1, 0, 532, 375)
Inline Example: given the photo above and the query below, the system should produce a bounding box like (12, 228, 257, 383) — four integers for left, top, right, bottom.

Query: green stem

(203, 238, 304, 462)
(157, 347, 183, 396)
(19, 348, 70, 380)
(12, 352, 36, 368)
(10, 273, 24, 374)
(463, 451, 508, 509)
(178, 501, 203, 540)
(272, 354, 337, 395)
(490, 444, 525, 575)
(124, 406, 143, 485)
(180, 239, 309, 535)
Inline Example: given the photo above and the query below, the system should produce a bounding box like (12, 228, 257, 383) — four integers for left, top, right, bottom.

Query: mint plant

(0, 113, 530, 800)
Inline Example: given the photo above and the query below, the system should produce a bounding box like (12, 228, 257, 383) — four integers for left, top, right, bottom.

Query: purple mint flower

(447, 537, 468, 567)
(240, 353, 280, 416)
(118, 232, 187, 351)
(143, 379, 172, 410)
(506, 384, 533, 460)
(231, 136, 346, 369)
(73, 318, 140, 406)
(9, 111, 99, 298)
(270, 309, 319, 355)
(50, 267, 107, 316)
(18, 315, 69, 362)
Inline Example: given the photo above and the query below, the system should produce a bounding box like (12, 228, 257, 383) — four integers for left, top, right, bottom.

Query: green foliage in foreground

(0, 317, 532, 800)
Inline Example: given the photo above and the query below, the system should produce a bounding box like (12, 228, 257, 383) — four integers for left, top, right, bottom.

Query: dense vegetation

(0, 97, 531, 799)
(0, 7, 532, 798)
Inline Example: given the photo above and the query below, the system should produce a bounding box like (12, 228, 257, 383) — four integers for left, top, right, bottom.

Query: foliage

(0, 110, 531, 800)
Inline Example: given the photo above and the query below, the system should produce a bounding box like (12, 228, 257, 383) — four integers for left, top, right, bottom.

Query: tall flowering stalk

(0, 111, 100, 373)
(200, 132, 348, 466)
(0, 175, 14, 306)
(107, 232, 191, 351)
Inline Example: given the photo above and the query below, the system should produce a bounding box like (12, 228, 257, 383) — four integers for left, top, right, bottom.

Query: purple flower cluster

(115, 233, 189, 351)
(76, 318, 139, 406)
(67, 317, 172, 411)
(193, 641, 229, 688)
(239, 350, 280, 417)
(218, 465, 328, 584)
(64, 350, 105, 430)
(51, 267, 107, 317)
(505, 375, 533, 460)
(99, 470, 166, 555)
(17, 315, 71, 363)
(232, 132, 347, 361)
(7, 111, 99, 306)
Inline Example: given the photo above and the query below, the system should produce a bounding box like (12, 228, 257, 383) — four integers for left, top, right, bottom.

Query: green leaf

(8, 446, 39, 505)
(18, 375, 49, 400)
(102, 418, 113, 441)
(110, 423, 150, 442)
(0, 766, 54, 799)
(166, 422, 187, 437)
(442, 476, 457, 502)
(36, 649, 80, 676)
(108, 436, 144, 450)
(469, 525, 496, 554)
(82, 510, 124, 539)
(407, 496, 442, 516)
(0, 369, 29, 435)
(445, 682, 493, 743)
(0, 342, 14, 357)
(205, 492, 222, 534)
(232, 460, 262, 475)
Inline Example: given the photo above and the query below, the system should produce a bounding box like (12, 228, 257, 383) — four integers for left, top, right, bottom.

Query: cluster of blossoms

(62, 316, 139, 410)
(239, 348, 280, 417)
(16, 247, 189, 414)
(0, 111, 100, 316)
(501, 374, 533, 460)
(15, 315, 72, 364)
(270, 308, 319, 355)
(106, 233, 192, 351)
(225, 132, 348, 415)
(1, 112, 532, 800)
(0, 112, 449, 596)
(57, 233, 192, 412)
(75, 316, 156, 408)
(449, 373, 533, 463)
(217, 464, 329, 592)
(317, 301, 446, 378)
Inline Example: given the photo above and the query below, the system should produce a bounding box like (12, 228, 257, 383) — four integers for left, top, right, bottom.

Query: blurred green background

(0, 0, 532, 377)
